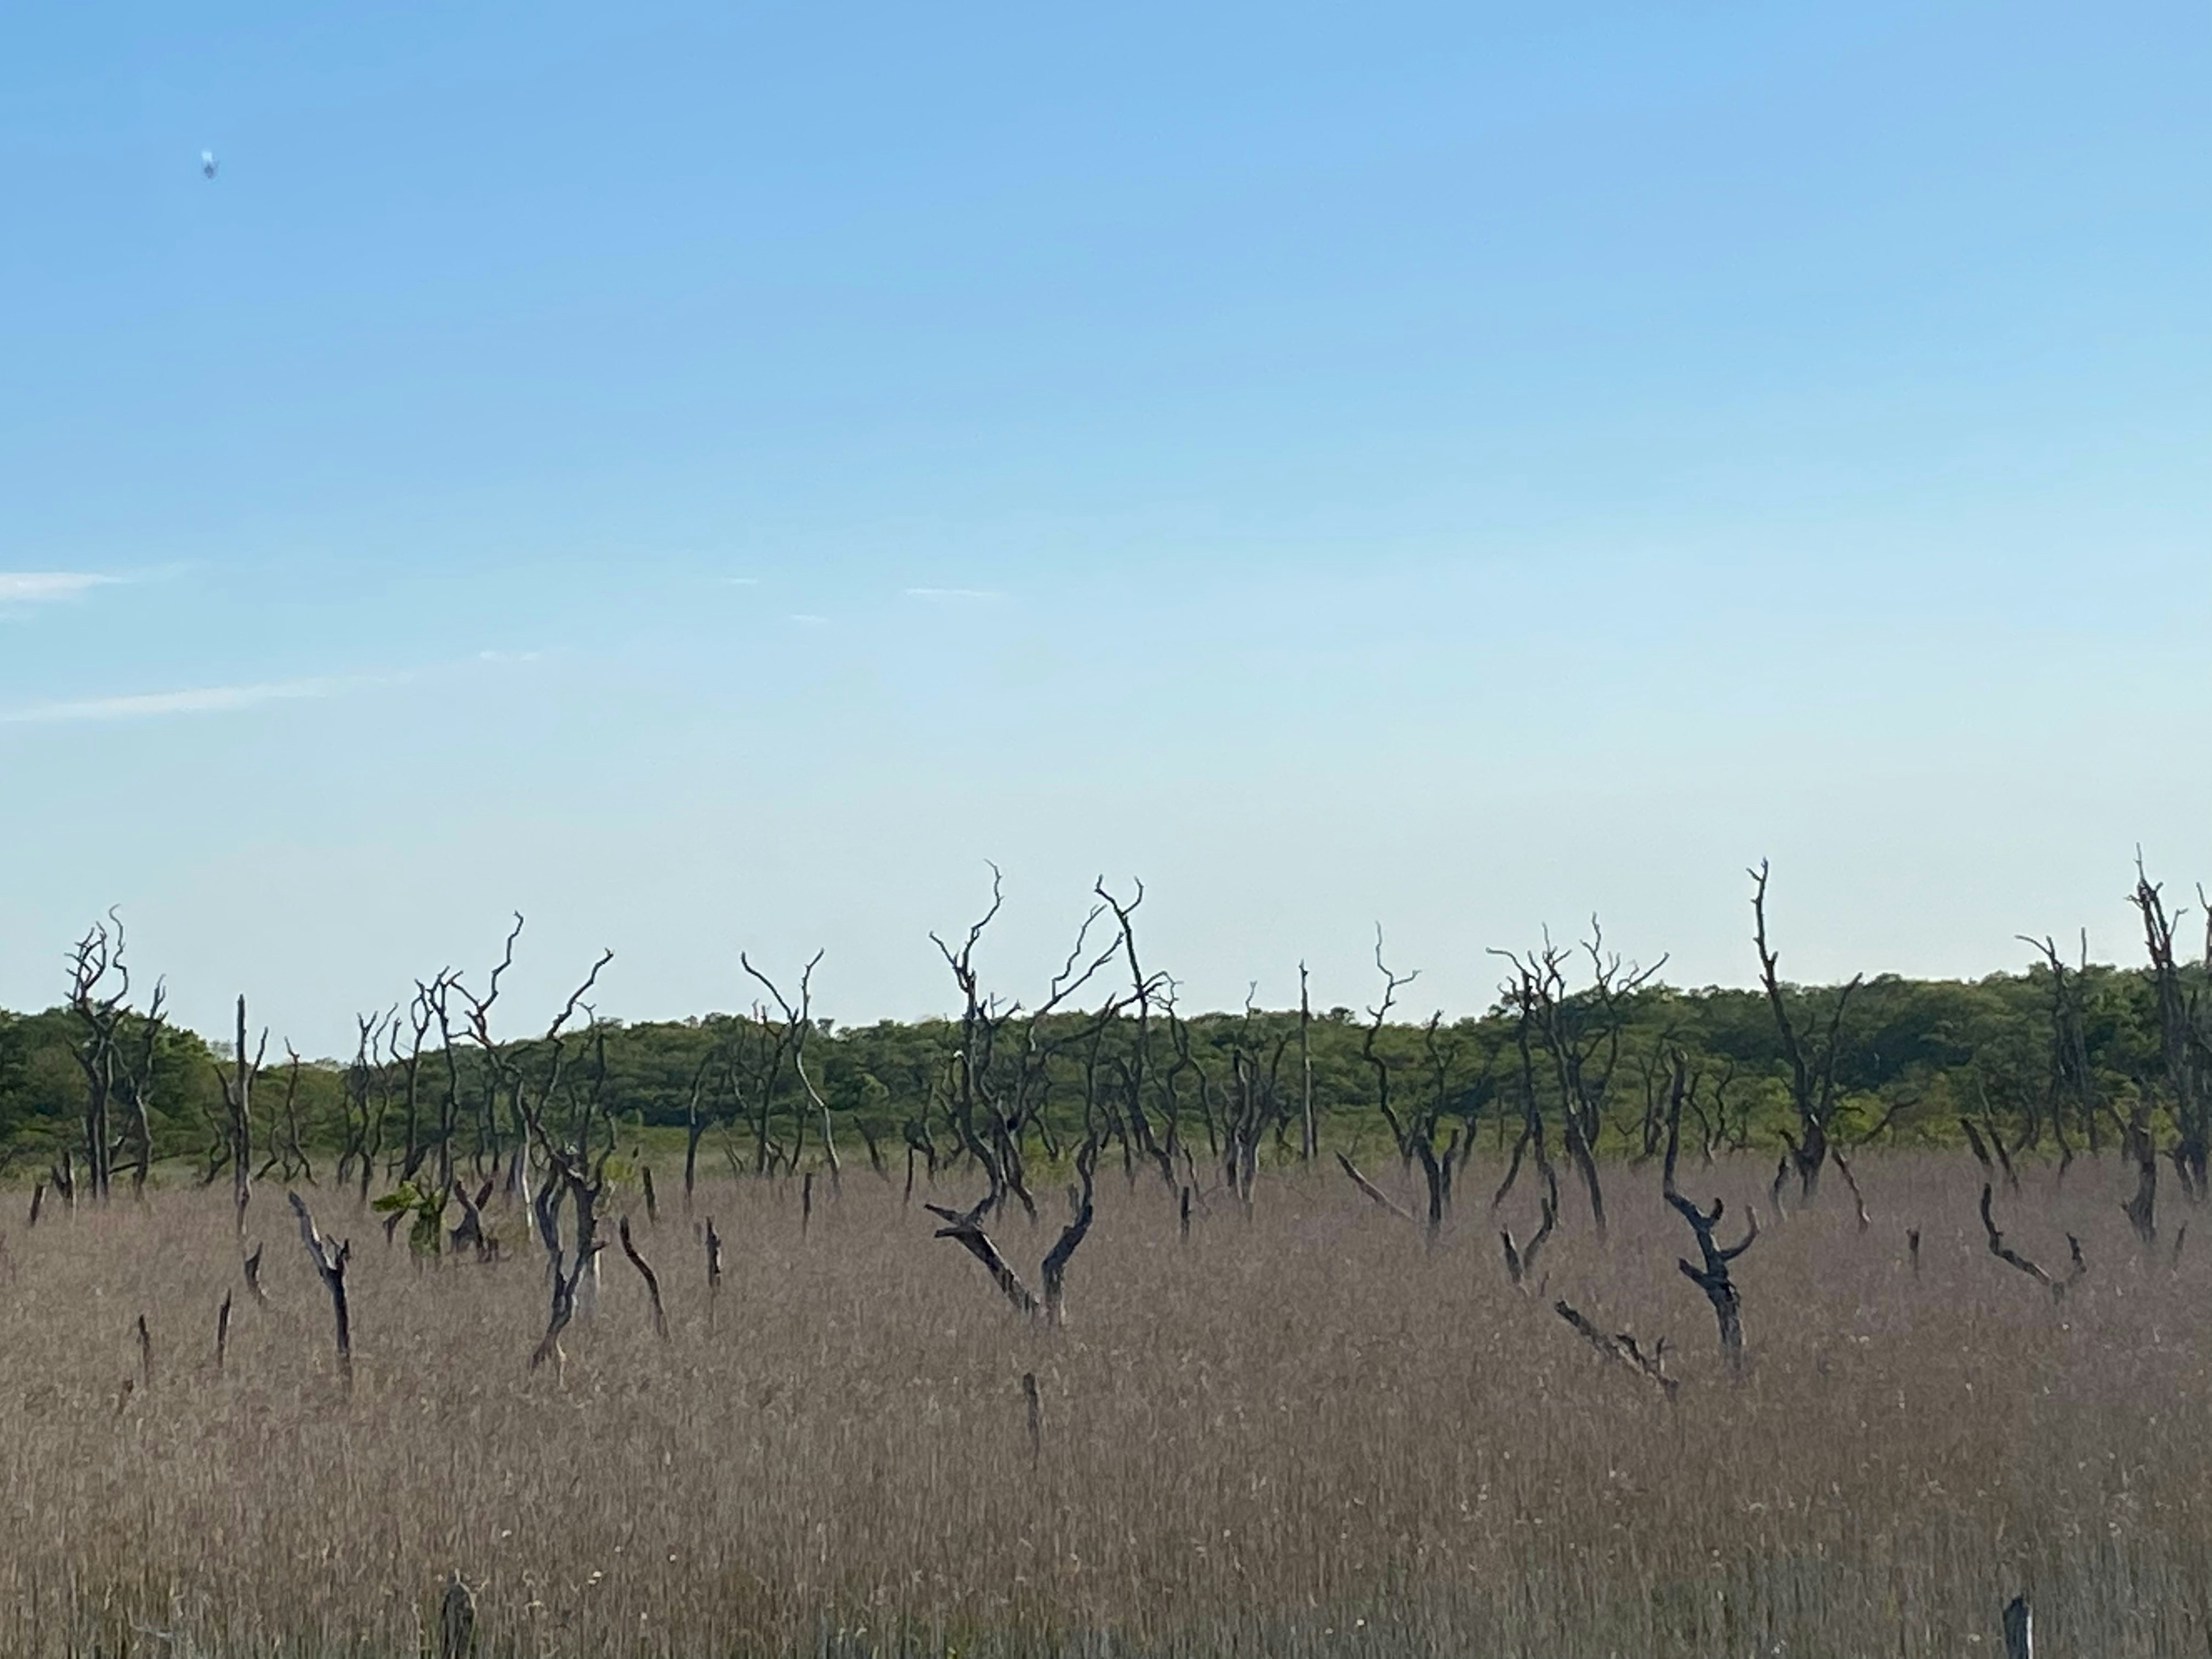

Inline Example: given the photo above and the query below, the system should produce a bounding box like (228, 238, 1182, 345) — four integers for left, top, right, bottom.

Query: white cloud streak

(904, 586, 1003, 601)
(0, 677, 349, 725)
(0, 571, 121, 605)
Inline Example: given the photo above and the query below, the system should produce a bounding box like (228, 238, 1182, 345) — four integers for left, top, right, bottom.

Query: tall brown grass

(1, 1155, 2206, 1657)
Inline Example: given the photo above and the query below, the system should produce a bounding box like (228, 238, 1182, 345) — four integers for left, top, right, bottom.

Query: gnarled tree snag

(287, 1191, 353, 1385)
(1499, 1188, 1557, 1290)
(2131, 861, 2211, 1198)
(926, 1191, 1039, 1319)
(1336, 1152, 1416, 1225)
(1663, 1127, 1757, 1377)
(618, 1215, 668, 1339)
(1751, 861, 1860, 1202)
(1978, 1183, 2085, 1301)
(211, 997, 267, 1233)
(1039, 1138, 1100, 1328)
(1554, 1299, 1677, 1402)
(1494, 919, 1662, 1242)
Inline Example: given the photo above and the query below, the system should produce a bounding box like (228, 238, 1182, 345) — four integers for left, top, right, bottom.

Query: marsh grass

(1, 1155, 2207, 1657)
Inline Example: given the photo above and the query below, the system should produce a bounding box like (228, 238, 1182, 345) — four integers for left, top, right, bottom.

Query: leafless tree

(210, 997, 267, 1233)
(743, 950, 840, 1190)
(1751, 861, 1860, 1201)
(2130, 861, 2210, 1199)
(1554, 1298, 1677, 1401)
(1494, 920, 1661, 1241)
(931, 872, 1121, 1219)
(1664, 1051, 1756, 1374)
(618, 1215, 668, 1339)
(2020, 931, 2102, 1160)
(927, 1135, 1104, 1328)
(66, 912, 154, 1203)
(1978, 1182, 2085, 1301)
(287, 1191, 352, 1385)
(1094, 878, 1177, 1190)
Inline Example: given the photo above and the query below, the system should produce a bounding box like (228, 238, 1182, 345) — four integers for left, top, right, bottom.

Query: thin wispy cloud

(904, 586, 1004, 602)
(723, 577, 762, 587)
(477, 649, 546, 665)
(0, 571, 122, 605)
(0, 676, 350, 725)
(788, 613, 830, 626)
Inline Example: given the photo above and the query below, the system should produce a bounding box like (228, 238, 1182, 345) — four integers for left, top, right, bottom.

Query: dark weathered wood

(1040, 1140, 1099, 1328)
(438, 1572, 478, 1659)
(287, 1191, 353, 1385)
(926, 1195, 1040, 1320)
(1022, 1370, 1042, 1469)
(1751, 859, 1861, 1201)
(1979, 1184, 2085, 1301)
(1554, 1299, 1677, 1402)
(1336, 1152, 1416, 1225)
(618, 1215, 668, 1340)
(134, 1313, 152, 1391)
(1665, 1177, 1757, 1376)
(215, 1290, 232, 1375)
(243, 1241, 268, 1305)
(1500, 1190, 1557, 1290)
(2002, 1594, 2032, 1659)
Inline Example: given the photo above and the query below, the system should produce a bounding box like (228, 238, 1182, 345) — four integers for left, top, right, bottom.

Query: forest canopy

(6, 861, 2205, 1205)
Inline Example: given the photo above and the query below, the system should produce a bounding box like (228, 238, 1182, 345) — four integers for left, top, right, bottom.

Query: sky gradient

(4, 1, 2209, 1052)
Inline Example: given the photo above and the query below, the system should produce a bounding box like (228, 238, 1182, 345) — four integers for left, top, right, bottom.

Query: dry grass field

(1, 1155, 2208, 1658)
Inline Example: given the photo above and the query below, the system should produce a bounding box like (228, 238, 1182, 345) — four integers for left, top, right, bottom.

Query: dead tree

(1336, 1150, 1416, 1224)
(112, 973, 168, 1199)
(1039, 1138, 1099, 1327)
(259, 1043, 316, 1185)
(1750, 861, 1861, 1200)
(1022, 1371, 1043, 1468)
(2131, 863, 2211, 1198)
(1978, 1183, 2085, 1301)
(681, 1044, 716, 1205)
(211, 998, 267, 1233)
(2119, 1086, 2160, 1245)
(438, 1574, 478, 1659)
(1499, 1188, 1557, 1289)
(453, 922, 618, 1366)
(1494, 921, 1661, 1241)
(926, 1192, 1039, 1319)
(1554, 1299, 1677, 1401)
(1664, 1056, 1756, 1373)
(743, 950, 840, 1190)
(704, 1217, 722, 1324)
(66, 912, 157, 1203)
(1094, 877, 1178, 1190)
(215, 1291, 232, 1374)
(1361, 930, 1418, 1162)
(928, 1135, 1104, 1327)
(1298, 962, 1317, 1162)
(618, 1215, 668, 1339)
(931, 872, 1122, 1218)
(287, 1191, 353, 1384)
(2021, 933, 2103, 1160)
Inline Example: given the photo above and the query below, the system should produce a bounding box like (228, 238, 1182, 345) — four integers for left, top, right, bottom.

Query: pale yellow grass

(1, 1156, 2207, 1657)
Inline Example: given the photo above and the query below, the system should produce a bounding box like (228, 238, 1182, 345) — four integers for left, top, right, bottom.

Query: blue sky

(3, 1, 2209, 1051)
